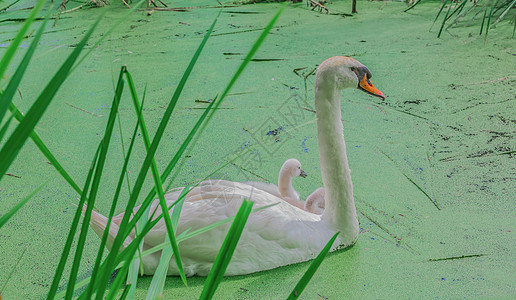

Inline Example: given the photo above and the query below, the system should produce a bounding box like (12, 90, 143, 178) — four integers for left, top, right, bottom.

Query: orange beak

(359, 74, 385, 100)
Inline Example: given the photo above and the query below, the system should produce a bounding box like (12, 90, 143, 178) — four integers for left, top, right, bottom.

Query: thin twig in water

(429, 254, 485, 262)
(303, 107, 316, 114)
(381, 151, 441, 210)
(230, 162, 270, 182)
(65, 103, 98, 117)
(121, 0, 131, 8)
(5, 173, 21, 178)
(0, 0, 22, 12)
(440, 149, 514, 162)
(1, 245, 28, 291)
(151, 6, 203, 11)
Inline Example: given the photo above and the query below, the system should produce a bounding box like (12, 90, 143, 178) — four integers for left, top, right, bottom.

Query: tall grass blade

(146, 187, 189, 300)
(93, 10, 222, 295)
(0, 180, 47, 229)
(0, 244, 28, 294)
(123, 65, 189, 292)
(83, 66, 140, 299)
(0, 0, 45, 82)
(480, 7, 488, 35)
(121, 82, 148, 299)
(117, 3, 285, 243)
(110, 11, 221, 254)
(64, 196, 276, 298)
(286, 232, 340, 300)
(484, 0, 500, 42)
(493, 0, 516, 25)
(432, 0, 449, 27)
(404, 0, 423, 13)
(47, 143, 101, 300)
(66, 68, 125, 299)
(443, 0, 468, 30)
(8, 102, 85, 203)
(437, 3, 453, 38)
(118, 284, 132, 300)
(0, 10, 48, 126)
(0, 16, 101, 183)
(87, 97, 217, 299)
(199, 199, 254, 300)
(0, 114, 14, 143)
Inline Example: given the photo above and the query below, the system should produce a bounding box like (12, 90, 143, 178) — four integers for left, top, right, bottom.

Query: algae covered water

(0, 0, 514, 298)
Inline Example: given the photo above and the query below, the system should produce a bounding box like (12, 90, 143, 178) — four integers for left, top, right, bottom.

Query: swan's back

(136, 180, 339, 276)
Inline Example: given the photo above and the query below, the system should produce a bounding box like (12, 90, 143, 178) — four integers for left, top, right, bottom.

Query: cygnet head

(316, 56, 385, 99)
(281, 158, 307, 178)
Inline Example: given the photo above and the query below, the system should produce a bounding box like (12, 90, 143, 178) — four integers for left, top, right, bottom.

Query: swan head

(316, 56, 385, 99)
(282, 158, 307, 178)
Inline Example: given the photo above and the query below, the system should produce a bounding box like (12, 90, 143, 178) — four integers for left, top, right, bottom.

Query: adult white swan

(86, 56, 385, 276)
(245, 158, 307, 209)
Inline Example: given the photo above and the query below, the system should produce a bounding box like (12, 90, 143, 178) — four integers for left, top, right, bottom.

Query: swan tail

(80, 204, 133, 252)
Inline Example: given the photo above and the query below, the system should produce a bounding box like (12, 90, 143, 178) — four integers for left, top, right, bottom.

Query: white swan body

(85, 56, 385, 276)
(245, 158, 307, 210)
(305, 187, 325, 214)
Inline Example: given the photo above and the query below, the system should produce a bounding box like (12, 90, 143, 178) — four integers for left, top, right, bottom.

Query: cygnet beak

(358, 74, 385, 100)
(299, 169, 308, 178)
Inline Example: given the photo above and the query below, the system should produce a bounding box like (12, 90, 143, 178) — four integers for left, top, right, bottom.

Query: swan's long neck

(315, 77, 359, 242)
(278, 169, 297, 200)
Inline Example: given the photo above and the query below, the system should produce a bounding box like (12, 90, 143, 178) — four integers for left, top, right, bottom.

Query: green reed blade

(404, 0, 422, 13)
(122, 83, 148, 299)
(480, 7, 488, 35)
(0, 15, 101, 183)
(431, 0, 449, 30)
(286, 232, 340, 300)
(118, 284, 131, 300)
(111, 19, 220, 256)
(146, 186, 189, 300)
(0, 0, 45, 82)
(93, 11, 222, 295)
(437, 3, 453, 38)
(512, 15, 515, 38)
(199, 199, 254, 300)
(0, 180, 47, 229)
(122, 65, 189, 290)
(0, 8, 48, 126)
(67, 188, 272, 298)
(492, 0, 515, 25)
(484, 0, 501, 42)
(83, 67, 140, 299)
(445, 0, 468, 26)
(65, 66, 124, 299)
(7, 102, 89, 206)
(47, 143, 101, 299)
(0, 114, 14, 143)
(118, 3, 286, 244)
